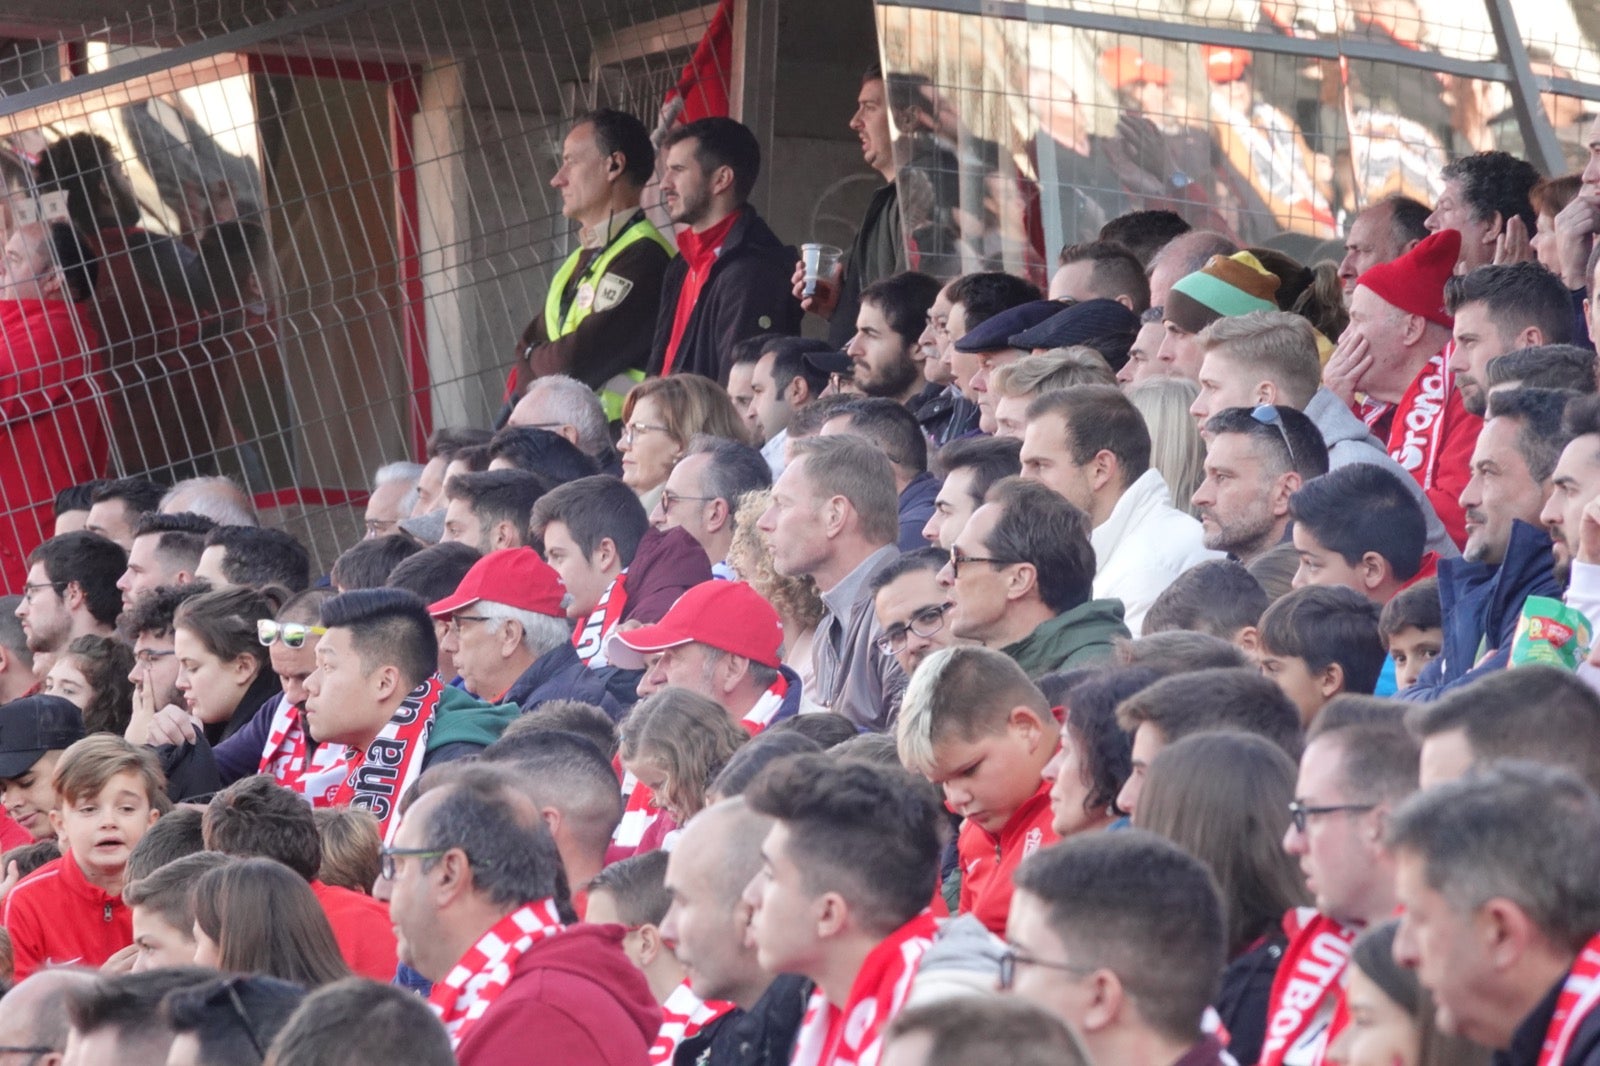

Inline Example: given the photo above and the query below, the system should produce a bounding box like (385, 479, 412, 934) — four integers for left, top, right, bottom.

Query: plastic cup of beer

(801, 243, 843, 297)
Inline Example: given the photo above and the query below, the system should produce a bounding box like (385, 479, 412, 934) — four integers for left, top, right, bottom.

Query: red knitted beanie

(1355, 229, 1460, 327)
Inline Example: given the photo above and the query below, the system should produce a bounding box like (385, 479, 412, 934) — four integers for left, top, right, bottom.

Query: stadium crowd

(1, 49, 1600, 1066)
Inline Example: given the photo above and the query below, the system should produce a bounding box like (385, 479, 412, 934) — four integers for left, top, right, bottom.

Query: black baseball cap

(802, 347, 855, 377)
(0, 695, 86, 779)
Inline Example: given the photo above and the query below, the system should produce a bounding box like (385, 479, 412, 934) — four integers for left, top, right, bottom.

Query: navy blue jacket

(504, 641, 622, 719)
(898, 471, 941, 551)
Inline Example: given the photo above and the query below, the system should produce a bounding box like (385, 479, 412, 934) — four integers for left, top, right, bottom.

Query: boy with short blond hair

(3, 735, 169, 979)
(896, 645, 1060, 934)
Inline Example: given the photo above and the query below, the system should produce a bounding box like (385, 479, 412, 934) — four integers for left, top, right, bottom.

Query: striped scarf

(428, 897, 565, 1049)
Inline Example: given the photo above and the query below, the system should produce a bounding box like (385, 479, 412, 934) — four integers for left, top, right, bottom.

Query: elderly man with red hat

(607, 580, 803, 734)
(429, 547, 619, 717)
(1324, 229, 1481, 549)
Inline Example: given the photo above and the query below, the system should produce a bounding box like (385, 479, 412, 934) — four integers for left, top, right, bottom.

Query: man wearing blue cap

(950, 299, 1064, 434)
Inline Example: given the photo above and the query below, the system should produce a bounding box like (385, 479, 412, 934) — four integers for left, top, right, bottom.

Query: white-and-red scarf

(1259, 909, 1355, 1066)
(1540, 932, 1600, 1066)
(791, 911, 938, 1066)
(296, 677, 442, 846)
(258, 699, 357, 803)
(649, 979, 735, 1065)
(428, 897, 565, 1049)
(739, 673, 789, 734)
(1384, 346, 1453, 489)
(574, 572, 629, 668)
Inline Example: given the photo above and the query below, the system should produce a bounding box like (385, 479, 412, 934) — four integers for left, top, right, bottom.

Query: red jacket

(309, 879, 397, 981)
(957, 783, 1058, 935)
(454, 922, 661, 1066)
(0, 299, 106, 589)
(3, 853, 130, 981)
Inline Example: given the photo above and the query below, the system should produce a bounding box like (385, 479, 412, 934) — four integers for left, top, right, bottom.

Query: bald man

(0, 969, 98, 1066)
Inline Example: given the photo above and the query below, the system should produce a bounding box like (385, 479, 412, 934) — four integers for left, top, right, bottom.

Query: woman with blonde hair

(1127, 376, 1206, 517)
(618, 687, 748, 832)
(619, 376, 748, 513)
(729, 488, 826, 698)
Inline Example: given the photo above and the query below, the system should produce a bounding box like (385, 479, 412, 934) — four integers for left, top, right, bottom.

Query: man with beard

(1543, 395, 1600, 698)
(823, 399, 941, 551)
(1446, 263, 1574, 418)
(15, 533, 124, 661)
(845, 272, 941, 408)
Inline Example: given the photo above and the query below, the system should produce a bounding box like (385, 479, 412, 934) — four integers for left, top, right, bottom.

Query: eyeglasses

(20, 581, 63, 604)
(947, 549, 1016, 578)
(875, 602, 955, 656)
(1251, 404, 1298, 469)
(133, 649, 175, 667)
(997, 947, 1096, 991)
(1287, 800, 1377, 834)
(256, 620, 327, 648)
(0, 1044, 56, 1065)
(380, 845, 449, 881)
(660, 490, 717, 511)
(189, 976, 267, 1058)
(619, 421, 672, 446)
(443, 614, 494, 636)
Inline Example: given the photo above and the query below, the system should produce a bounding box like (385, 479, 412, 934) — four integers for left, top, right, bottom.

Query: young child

(1257, 586, 1388, 726)
(0, 695, 87, 842)
(895, 646, 1059, 935)
(1288, 464, 1433, 604)
(2, 734, 170, 979)
(121, 850, 229, 970)
(1379, 578, 1445, 691)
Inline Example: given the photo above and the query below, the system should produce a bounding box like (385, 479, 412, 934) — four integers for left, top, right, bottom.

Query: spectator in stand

(386, 542, 480, 675)
(843, 272, 942, 408)
(195, 526, 310, 594)
(1194, 405, 1330, 584)
(898, 647, 1059, 933)
(942, 272, 1043, 433)
(1049, 241, 1152, 313)
(1117, 631, 1251, 674)
(329, 534, 422, 592)
(1425, 150, 1541, 274)
(265, 978, 455, 1066)
(746, 336, 833, 477)
(117, 512, 213, 612)
(1146, 231, 1240, 309)
(823, 398, 941, 551)
(121, 582, 206, 744)
(439, 469, 547, 555)
(1115, 667, 1303, 816)
(1023, 386, 1217, 631)
(990, 348, 1118, 440)
(758, 435, 906, 730)
(728, 489, 826, 699)
(885, 996, 1092, 1066)
(618, 688, 747, 844)
(951, 300, 1063, 434)
(586, 851, 693, 1017)
(1337, 196, 1430, 302)
(1388, 763, 1600, 1059)
(0, 971, 89, 1061)
(16, 532, 125, 656)
(1097, 210, 1190, 270)
(431, 548, 616, 714)
(1143, 558, 1269, 647)
(190, 857, 351, 986)
(727, 335, 764, 440)
(1486, 343, 1597, 396)
(923, 435, 1021, 550)
(0, 695, 86, 841)
(1405, 666, 1600, 793)
(1530, 175, 1583, 277)
(1039, 668, 1145, 837)
(1006, 832, 1230, 1064)
(486, 427, 598, 484)
(1159, 252, 1281, 382)
(743, 754, 946, 1065)
(1117, 307, 1177, 386)
(158, 476, 258, 528)
(1190, 310, 1458, 556)
(941, 476, 1129, 677)
(1380, 579, 1443, 691)
(1257, 586, 1387, 726)
(203, 773, 397, 981)
(312, 807, 380, 894)
(386, 766, 659, 1065)
(1128, 376, 1207, 517)
(1446, 263, 1575, 418)
(1137, 731, 1307, 1066)
(411, 427, 493, 518)
(61, 968, 216, 1066)
(1290, 464, 1432, 603)
(85, 479, 166, 550)
(1405, 387, 1567, 701)
(122, 850, 228, 970)
(3, 735, 170, 980)
(0, 219, 105, 589)
(1266, 718, 1417, 1066)
(511, 109, 671, 418)
(651, 435, 771, 576)
(44, 634, 133, 735)
(0, 598, 34, 704)
(870, 548, 959, 680)
(619, 375, 747, 515)
(1011, 297, 1143, 371)
(163, 973, 307, 1066)
(53, 481, 106, 537)
(1325, 229, 1481, 547)
(364, 462, 423, 539)
(507, 374, 617, 473)
(651, 117, 799, 381)
(796, 66, 911, 348)
(611, 580, 804, 733)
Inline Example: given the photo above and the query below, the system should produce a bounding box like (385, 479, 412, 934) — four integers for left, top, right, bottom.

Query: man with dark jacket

(650, 118, 800, 382)
(429, 547, 619, 717)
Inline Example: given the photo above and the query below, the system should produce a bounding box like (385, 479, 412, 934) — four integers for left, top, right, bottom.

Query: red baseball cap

(1099, 47, 1171, 90)
(607, 581, 784, 669)
(428, 547, 567, 619)
(1203, 44, 1252, 83)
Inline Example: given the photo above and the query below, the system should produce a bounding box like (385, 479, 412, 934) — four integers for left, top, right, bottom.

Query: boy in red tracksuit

(895, 646, 1059, 935)
(4, 735, 166, 980)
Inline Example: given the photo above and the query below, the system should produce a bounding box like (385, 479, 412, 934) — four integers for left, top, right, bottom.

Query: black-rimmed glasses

(379, 845, 448, 881)
(1287, 800, 1376, 834)
(875, 603, 956, 656)
(948, 549, 1017, 578)
(997, 947, 1096, 991)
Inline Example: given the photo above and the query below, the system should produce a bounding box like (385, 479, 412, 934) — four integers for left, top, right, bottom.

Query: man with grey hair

(1145, 230, 1238, 308)
(0, 967, 96, 1065)
(428, 547, 617, 716)
(158, 476, 257, 527)
(651, 435, 771, 577)
(366, 461, 424, 539)
(385, 765, 659, 1063)
(1389, 761, 1600, 1060)
(508, 373, 616, 470)
(758, 433, 906, 730)
(0, 595, 34, 702)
